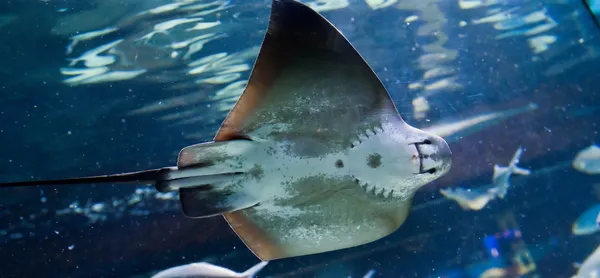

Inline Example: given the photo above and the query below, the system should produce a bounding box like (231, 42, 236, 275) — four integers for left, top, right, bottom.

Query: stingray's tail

(0, 167, 173, 188)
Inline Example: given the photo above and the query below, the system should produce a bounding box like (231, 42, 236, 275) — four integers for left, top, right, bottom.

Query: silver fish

(573, 245, 600, 278)
(0, 0, 451, 260)
(573, 203, 600, 235)
(151, 261, 268, 278)
(423, 103, 538, 143)
(573, 144, 600, 174)
(491, 147, 530, 199)
(440, 187, 497, 211)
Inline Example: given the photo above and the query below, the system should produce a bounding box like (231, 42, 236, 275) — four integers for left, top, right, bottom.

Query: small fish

(442, 147, 531, 209)
(189, 52, 229, 68)
(66, 69, 147, 85)
(183, 34, 227, 60)
(138, 3, 185, 16)
(181, 1, 229, 12)
(573, 203, 600, 235)
(60, 67, 110, 84)
(440, 187, 497, 211)
(527, 35, 556, 54)
(67, 39, 123, 67)
(491, 147, 531, 199)
(365, 0, 398, 10)
(492, 9, 548, 31)
(189, 4, 233, 17)
(362, 269, 376, 278)
(496, 19, 557, 40)
(422, 66, 455, 80)
(423, 103, 539, 143)
(170, 33, 219, 50)
(573, 245, 600, 278)
(186, 21, 222, 31)
(151, 261, 268, 278)
(348, 269, 376, 278)
(304, 0, 350, 12)
(196, 73, 241, 85)
(471, 7, 520, 25)
(0, 0, 451, 260)
(66, 27, 119, 55)
(138, 18, 205, 43)
(573, 144, 600, 174)
(421, 77, 463, 96)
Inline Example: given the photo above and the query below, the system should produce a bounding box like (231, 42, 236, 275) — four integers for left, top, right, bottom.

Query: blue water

(0, 0, 599, 277)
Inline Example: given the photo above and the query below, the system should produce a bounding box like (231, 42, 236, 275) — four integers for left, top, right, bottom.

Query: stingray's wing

(211, 0, 402, 150)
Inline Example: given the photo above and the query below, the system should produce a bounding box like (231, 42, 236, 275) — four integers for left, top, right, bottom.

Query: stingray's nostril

(422, 139, 432, 145)
(426, 168, 437, 174)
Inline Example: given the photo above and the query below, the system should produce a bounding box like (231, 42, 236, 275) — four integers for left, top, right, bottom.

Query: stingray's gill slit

(0, 0, 452, 261)
(350, 126, 384, 149)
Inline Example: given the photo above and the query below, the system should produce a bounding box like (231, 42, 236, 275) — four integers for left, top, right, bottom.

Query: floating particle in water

(54, 230, 59, 235)
(68, 244, 75, 250)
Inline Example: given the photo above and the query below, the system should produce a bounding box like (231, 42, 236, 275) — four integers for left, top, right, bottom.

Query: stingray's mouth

(412, 140, 437, 175)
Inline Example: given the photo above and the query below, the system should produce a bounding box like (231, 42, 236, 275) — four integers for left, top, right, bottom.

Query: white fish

(189, 52, 229, 68)
(66, 27, 118, 55)
(67, 39, 123, 67)
(181, 0, 229, 12)
(210, 81, 248, 101)
(472, 7, 520, 24)
(138, 3, 185, 16)
(151, 261, 268, 278)
(304, 0, 350, 12)
(139, 18, 205, 43)
(183, 34, 227, 60)
(422, 77, 462, 96)
(0, 0, 451, 261)
(573, 204, 600, 235)
(528, 35, 556, 54)
(159, 110, 201, 121)
(215, 64, 250, 75)
(186, 21, 222, 31)
(441, 147, 529, 210)
(440, 187, 497, 210)
(573, 144, 600, 174)
(171, 33, 219, 49)
(422, 66, 455, 80)
(573, 245, 600, 278)
(496, 19, 557, 40)
(493, 9, 548, 31)
(423, 103, 539, 143)
(405, 15, 418, 23)
(189, 4, 233, 17)
(491, 147, 531, 199)
(348, 269, 376, 278)
(60, 67, 110, 84)
(362, 269, 376, 278)
(64, 69, 147, 86)
(196, 73, 241, 85)
(365, 0, 398, 10)
(458, 0, 500, 10)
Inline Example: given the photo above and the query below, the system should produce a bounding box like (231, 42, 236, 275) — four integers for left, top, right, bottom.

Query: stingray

(0, 0, 451, 260)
